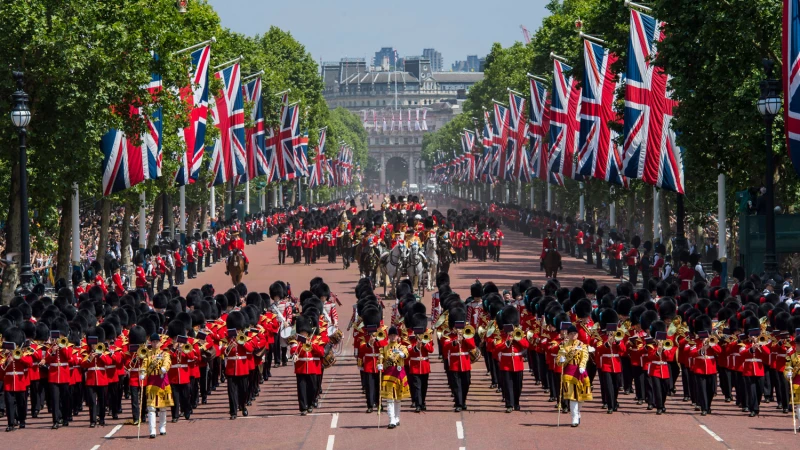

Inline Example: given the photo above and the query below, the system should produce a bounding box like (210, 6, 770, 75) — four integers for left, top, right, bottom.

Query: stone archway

(384, 156, 408, 189)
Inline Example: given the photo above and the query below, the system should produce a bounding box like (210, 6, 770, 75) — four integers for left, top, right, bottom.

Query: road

(7, 212, 797, 449)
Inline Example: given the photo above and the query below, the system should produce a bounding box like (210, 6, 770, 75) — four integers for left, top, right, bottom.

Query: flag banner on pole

(421, 109, 428, 131)
(784, 0, 800, 175)
(578, 40, 627, 186)
(415, 108, 421, 131)
(212, 63, 245, 185)
(309, 128, 326, 188)
(548, 59, 583, 181)
(491, 103, 510, 180)
(508, 91, 529, 182)
(277, 101, 299, 180)
(622, 9, 684, 193)
(102, 52, 162, 196)
(244, 77, 268, 180)
(294, 130, 309, 178)
(175, 45, 211, 186)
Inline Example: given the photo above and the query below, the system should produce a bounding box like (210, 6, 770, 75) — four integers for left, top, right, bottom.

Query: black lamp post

(10, 71, 32, 290)
(758, 59, 782, 281)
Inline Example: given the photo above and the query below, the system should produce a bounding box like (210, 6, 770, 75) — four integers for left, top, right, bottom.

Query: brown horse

(227, 249, 245, 286)
(543, 250, 561, 279)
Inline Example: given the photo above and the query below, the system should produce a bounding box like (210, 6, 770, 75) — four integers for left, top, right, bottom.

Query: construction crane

(520, 25, 531, 44)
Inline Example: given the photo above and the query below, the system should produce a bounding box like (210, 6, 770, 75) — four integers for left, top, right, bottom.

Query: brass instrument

(12, 348, 23, 360)
(526, 330, 535, 342)
(708, 335, 719, 346)
(433, 311, 448, 329)
(477, 325, 487, 338)
(236, 332, 250, 345)
(661, 339, 674, 351)
(757, 331, 771, 346)
(374, 329, 387, 341)
(613, 330, 626, 342)
(512, 327, 525, 342)
(57, 336, 71, 348)
(182, 343, 193, 354)
(137, 346, 150, 359)
(485, 321, 496, 338)
(95, 342, 107, 354)
(462, 324, 475, 340)
(420, 331, 432, 344)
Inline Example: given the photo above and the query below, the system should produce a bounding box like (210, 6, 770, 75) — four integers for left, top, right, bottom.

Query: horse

(227, 249, 246, 286)
(437, 238, 453, 274)
(379, 243, 409, 298)
(423, 234, 439, 291)
(338, 231, 352, 269)
(406, 242, 426, 296)
(543, 250, 561, 279)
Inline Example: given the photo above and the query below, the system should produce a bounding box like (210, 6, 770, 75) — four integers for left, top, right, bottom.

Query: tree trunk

(121, 201, 132, 267)
(56, 195, 72, 281)
(147, 193, 163, 249)
(2, 160, 22, 303)
(187, 202, 199, 239)
(643, 187, 654, 244)
(97, 199, 111, 273)
(626, 189, 636, 233)
(199, 202, 207, 233)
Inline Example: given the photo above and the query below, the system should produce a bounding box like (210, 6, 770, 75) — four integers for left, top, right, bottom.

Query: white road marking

(330, 413, 339, 428)
(456, 421, 464, 439)
(104, 424, 123, 438)
(459, 447, 466, 450)
(90, 445, 101, 450)
(699, 425, 724, 442)
(326, 435, 335, 450)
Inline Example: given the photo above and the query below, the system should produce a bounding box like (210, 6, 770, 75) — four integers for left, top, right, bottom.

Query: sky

(207, 0, 549, 69)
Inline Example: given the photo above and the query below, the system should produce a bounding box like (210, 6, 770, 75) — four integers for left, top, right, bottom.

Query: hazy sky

(207, 0, 549, 68)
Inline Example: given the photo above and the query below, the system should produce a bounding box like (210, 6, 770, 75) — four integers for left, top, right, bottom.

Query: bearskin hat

(599, 308, 619, 330)
(694, 314, 713, 333)
(573, 299, 592, 319)
(657, 298, 677, 321)
(312, 283, 331, 301)
(295, 315, 314, 335)
(166, 320, 185, 339)
(2, 327, 24, 347)
(88, 326, 106, 344)
(128, 326, 147, 345)
(448, 306, 467, 328)
(226, 311, 246, 331)
(582, 278, 598, 295)
(500, 305, 520, 327)
(649, 320, 667, 336)
(615, 297, 634, 317)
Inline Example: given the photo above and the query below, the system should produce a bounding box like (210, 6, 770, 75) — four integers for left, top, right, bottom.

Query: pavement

(5, 206, 798, 449)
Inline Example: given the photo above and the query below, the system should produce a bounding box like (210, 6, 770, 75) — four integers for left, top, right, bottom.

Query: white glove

(558, 356, 566, 364)
(579, 368, 586, 374)
(161, 367, 167, 374)
(377, 364, 384, 371)
(139, 373, 146, 380)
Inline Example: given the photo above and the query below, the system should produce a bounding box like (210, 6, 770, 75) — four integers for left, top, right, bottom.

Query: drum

(279, 325, 294, 340)
(469, 347, 481, 363)
(322, 347, 336, 368)
(329, 328, 343, 345)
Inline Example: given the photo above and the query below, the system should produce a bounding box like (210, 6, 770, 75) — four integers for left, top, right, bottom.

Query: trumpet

(182, 343, 193, 354)
(708, 335, 719, 346)
(137, 346, 150, 359)
(236, 332, 250, 345)
(511, 327, 525, 342)
(420, 331, 432, 344)
(374, 329, 387, 341)
(661, 340, 674, 351)
(57, 336, 71, 348)
(95, 343, 107, 354)
(613, 330, 626, 342)
(462, 325, 475, 340)
(12, 348, 24, 360)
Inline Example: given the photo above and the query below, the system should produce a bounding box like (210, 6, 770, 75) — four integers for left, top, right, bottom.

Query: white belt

(601, 354, 619, 358)
(6, 372, 24, 376)
(651, 361, 667, 365)
(745, 358, 762, 363)
(697, 356, 714, 360)
(410, 357, 429, 361)
(225, 356, 246, 361)
(449, 352, 469, 357)
(171, 364, 188, 369)
(105, 366, 116, 370)
(297, 358, 320, 362)
(87, 367, 105, 371)
(777, 354, 787, 357)
(50, 363, 69, 367)
(129, 368, 140, 372)
(365, 353, 380, 357)
(500, 352, 522, 357)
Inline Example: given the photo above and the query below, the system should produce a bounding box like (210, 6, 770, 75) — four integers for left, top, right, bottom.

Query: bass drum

(279, 325, 294, 340)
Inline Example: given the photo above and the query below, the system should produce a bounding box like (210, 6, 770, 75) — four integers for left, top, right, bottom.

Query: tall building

(374, 47, 398, 70)
(451, 55, 484, 72)
(422, 48, 443, 72)
(322, 57, 483, 189)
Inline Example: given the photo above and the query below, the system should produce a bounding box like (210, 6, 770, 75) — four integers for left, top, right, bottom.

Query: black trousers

(408, 373, 429, 407)
(632, 365, 646, 401)
(175, 266, 185, 284)
(586, 248, 593, 264)
(107, 381, 121, 418)
(695, 373, 716, 412)
(621, 357, 633, 392)
(536, 352, 549, 391)
(776, 369, 789, 408)
(29, 379, 44, 415)
(227, 375, 248, 416)
(681, 364, 695, 401)
(187, 261, 196, 278)
(198, 366, 209, 401)
(493, 246, 501, 261)
(745, 375, 763, 413)
(500, 370, 523, 408)
(171, 383, 191, 419)
(718, 367, 732, 400)
(130, 385, 144, 423)
(596, 252, 602, 269)
(599, 371, 620, 410)
(628, 265, 638, 286)
(49, 383, 71, 425)
(364, 372, 380, 408)
(296, 374, 316, 412)
(452, 371, 471, 408)
(86, 385, 107, 424)
(304, 248, 312, 265)
(4, 391, 26, 427)
(651, 376, 670, 410)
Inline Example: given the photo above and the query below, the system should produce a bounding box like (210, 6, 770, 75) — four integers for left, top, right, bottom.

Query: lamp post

(10, 71, 32, 290)
(758, 59, 782, 281)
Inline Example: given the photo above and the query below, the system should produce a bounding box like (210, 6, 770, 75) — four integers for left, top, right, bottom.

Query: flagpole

(624, 0, 653, 13)
(212, 55, 243, 71)
(171, 37, 216, 55)
(546, 183, 552, 211)
(71, 183, 80, 273)
(579, 182, 585, 220)
(653, 187, 660, 243)
(245, 180, 250, 215)
(526, 73, 548, 84)
(210, 186, 216, 225)
(139, 192, 147, 252)
(180, 185, 186, 244)
(609, 187, 617, 228)
(578, 32, 607, 45)
(549, 52, 570, 63)
(718, 172, 727, 285)
(242, 70, 264, 82)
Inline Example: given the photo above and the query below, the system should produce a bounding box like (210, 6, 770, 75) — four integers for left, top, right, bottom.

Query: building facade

(322, 57, 483, 189)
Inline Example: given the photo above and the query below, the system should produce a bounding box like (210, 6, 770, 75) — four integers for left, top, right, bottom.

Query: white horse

(380, 243, 409, 298)
(423, 234, 439, 291)
(406, 241, 426, 296)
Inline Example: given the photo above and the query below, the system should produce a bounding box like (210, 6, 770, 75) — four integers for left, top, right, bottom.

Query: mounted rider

(226, 225, 249, 275)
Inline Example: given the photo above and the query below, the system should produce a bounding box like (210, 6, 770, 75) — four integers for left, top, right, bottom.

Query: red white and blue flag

(295, 130, 309, 178)
(622, 9, 684, 193)
(175, 45, 210, 186)
(528, 78, 564, 186)
(548, 59, 583, 181)
(479, 111, 494, 183)
(577, 40, 627, 186)
(211, 63, 245, 185)
(244, 77, 268, 181)
(277, 101, 299, 180)
(491, 103, 510, 180)
(508, 91, 529, 181)
(101, 53, 162, 196)
(309, 128, 327, 188)
(784, 0, 800, 175)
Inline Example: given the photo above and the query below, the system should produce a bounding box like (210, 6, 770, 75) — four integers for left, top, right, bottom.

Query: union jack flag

(528, 78, 564, 186)
(784, 0, 800, 175)
(207, 94, 226, 187)
(101, 53, 162, 196)
(478, 111, 494, 183)
(175, 45, 210, 186)
(277, 101, 299, 180)
(309, 128, 327, 188)
(462, 130, 477, 183)
(548, 59, 583, 181)
(244, 77, 268, 180)
(294, 130, 309, 178)
(578, 40, 627, 186)
(210, 63, 245, 185)
(491, 103, 510, 180)
(508, 91, 529, 181)
(622, 10, 684, 193)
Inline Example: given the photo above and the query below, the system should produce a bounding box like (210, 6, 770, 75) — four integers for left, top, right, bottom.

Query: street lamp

(10, 71, 33, 290)
(758, 58, 781, 282)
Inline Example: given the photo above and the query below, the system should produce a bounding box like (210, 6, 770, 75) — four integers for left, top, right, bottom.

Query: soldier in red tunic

(226, 231, 249, 275)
